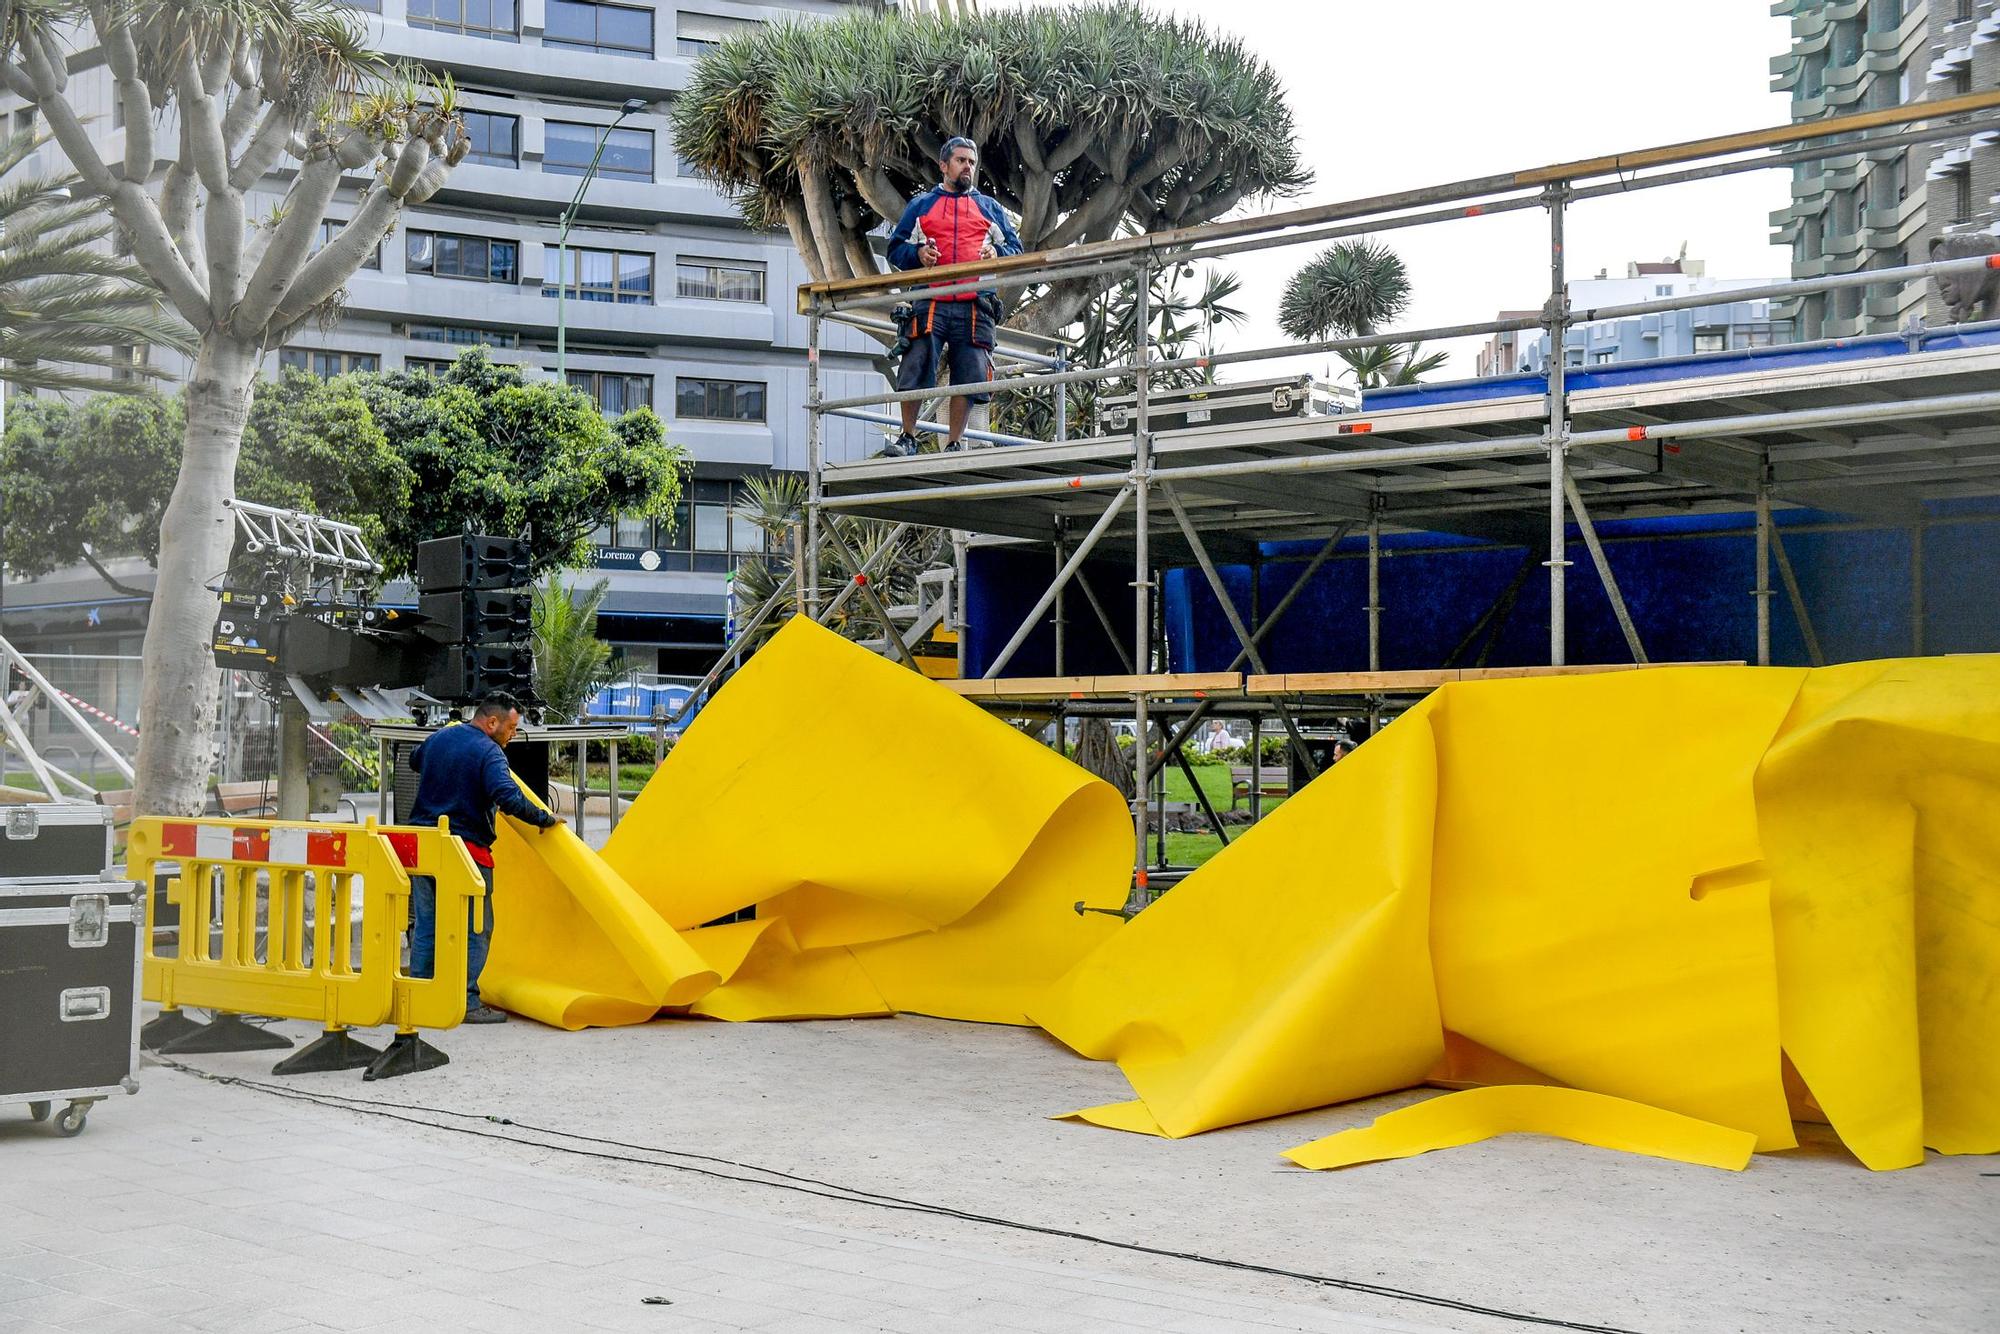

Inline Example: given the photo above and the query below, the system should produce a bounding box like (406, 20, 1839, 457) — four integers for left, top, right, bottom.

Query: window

(1589, 350, 1617, 365)
(567, 369, 653, 415)
(545, 122, 654, 183)
(460, 110, 519, 168)
(677, 259, 765, 302)
(1563, 347, 1585, 368)
(280, 348, 379, 378)
(407, 0, 518, 41)
(545, 1, 653, 56)
(677, 377, 765, 422)
(1739, 325, 1785, 348)
(613, 511, 651, 547)
(1951, 168, 1974, 226)
(409, 324, 519, 348)
(314, 219, 381, 269)
(406, 230, 519, 283)
(677, 11, 761, 57)
(407, 357, 455, 376)
(12, 107, 32, 137)
(1693, 330, 1727, 354)
(542, 247, 653, 304)
(1653, 284, 1672, 297)
(342, 0, 383, 10)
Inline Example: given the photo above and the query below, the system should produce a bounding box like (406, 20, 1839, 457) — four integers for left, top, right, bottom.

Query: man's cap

(940, 136, 977, 159)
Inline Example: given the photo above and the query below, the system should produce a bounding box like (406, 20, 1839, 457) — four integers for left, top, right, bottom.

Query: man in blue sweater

(407, 691, 560, 1023)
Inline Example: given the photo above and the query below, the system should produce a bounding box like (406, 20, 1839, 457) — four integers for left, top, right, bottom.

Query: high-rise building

(1770, 0, 1999, 340)
(0, 0, 883, 683)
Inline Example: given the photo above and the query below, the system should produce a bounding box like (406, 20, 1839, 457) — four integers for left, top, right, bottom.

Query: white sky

(998, 0, 1796, 377)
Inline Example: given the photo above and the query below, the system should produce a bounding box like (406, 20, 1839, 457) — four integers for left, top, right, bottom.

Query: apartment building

(1475, 258, 1795, 377)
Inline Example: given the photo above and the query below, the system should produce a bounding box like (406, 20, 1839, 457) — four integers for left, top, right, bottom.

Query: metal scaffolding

(749, 90, 2000, 899)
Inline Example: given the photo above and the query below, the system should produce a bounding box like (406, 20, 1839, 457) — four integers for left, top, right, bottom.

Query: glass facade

(545, 1, 653, 56)
(407, 0, 518, 41)
(542, 247, 653, 304)
(676, 259, 765, 302)
(407, 231, 519, 284)
(545, 122, 654, 183)
(676, 377, 766, 422)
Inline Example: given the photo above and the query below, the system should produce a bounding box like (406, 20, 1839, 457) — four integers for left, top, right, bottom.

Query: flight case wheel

(55, 1103, 87, 1137)
(27, 1101, 50, 1122)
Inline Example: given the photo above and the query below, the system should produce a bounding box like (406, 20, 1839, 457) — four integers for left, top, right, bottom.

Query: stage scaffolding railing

(774, 89, 2000, 901)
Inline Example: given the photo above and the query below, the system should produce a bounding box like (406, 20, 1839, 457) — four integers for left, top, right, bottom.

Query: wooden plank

(1248, 662, 1743, 695)
(944, 673, 1243, 700)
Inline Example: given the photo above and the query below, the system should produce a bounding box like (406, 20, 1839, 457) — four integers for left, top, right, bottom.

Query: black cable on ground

(156, 1056, 1645, 1334)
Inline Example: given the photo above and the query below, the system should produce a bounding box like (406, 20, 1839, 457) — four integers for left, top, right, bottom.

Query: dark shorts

(896, 299, 994, 405)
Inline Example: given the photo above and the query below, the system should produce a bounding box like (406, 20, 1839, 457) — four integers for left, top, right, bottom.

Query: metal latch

(5, 807, 36, 840)
(1271, 385, 1296, 413)
(59, 987, 110, 1022)
(1106, 406, 1130, 430)
(69, 894, 109, 948)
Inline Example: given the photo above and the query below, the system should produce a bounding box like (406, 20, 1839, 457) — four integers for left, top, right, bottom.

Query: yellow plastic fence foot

(362, 1032, 449, 1082)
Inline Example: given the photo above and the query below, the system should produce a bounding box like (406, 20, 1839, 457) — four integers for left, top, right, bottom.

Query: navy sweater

(408, 723, 549, 849)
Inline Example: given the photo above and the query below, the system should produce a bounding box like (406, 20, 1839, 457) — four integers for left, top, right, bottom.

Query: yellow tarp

(481, 616, 1129, 1029)
(484, 625, 1999, 1173)
(1039, 658, 2000, 1171)
(1282, 1086, 1758, 1172)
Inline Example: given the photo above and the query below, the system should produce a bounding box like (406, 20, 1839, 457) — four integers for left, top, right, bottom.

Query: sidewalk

(0, 1050, 1444, 1334)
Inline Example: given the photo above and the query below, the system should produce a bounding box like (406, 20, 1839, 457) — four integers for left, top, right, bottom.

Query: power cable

(155, 1056, 1645, 1334)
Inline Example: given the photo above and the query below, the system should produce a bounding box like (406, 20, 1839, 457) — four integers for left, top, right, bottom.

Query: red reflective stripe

(306, 830, 348, 868)
(232, 828, 270, 862)
(384, 832, 421, 869)
(160, 823, 196, 857)
(1627, 426, 1648, 441)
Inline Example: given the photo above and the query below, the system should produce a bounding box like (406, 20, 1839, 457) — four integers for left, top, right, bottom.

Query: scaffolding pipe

(1129, 262, 1155, 906)
(1769, 523, 1825, 668)
(1562, 475, 1648, 664)
(981, 486, 1133, 680)
(1545, 186, 1571, 666)
(820, 523, 923, 672)
(816, 522, 913, 626)
(828, 407, 1046, 450)
(805, 313, 824, 619)
(1366, 509, 1381, 672)
(1755, 481, 1773, 668)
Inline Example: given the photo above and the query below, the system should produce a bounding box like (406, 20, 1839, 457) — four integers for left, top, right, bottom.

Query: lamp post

(555, 98, 648, 384)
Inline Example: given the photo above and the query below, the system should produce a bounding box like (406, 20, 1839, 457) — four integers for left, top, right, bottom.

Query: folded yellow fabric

(1755, 656, 2000, 1168)
(1034, 700, 1444, 1137)
(488, 616, 1129, 1028)
(1282, 1086, 1758, 1172)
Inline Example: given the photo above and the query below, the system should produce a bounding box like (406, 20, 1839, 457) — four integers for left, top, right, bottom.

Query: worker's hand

(918, 241, 940, 268)
(979, 236, 997, 260)
(534, 811, 562, 833)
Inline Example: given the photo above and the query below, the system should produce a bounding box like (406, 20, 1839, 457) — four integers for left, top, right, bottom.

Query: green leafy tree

(2, 0, 472, 814)
(671, 3, 1305, 337)
(0, 372, 407, 589)
(0, 127, 192, 391)
(356, 349, 687, 578)
(531, 574, 616, 724)
(1, 350, 684, 588)
(1337, 340, 1448, 389)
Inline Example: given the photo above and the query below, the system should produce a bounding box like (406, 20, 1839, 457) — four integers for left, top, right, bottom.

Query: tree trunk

(1072, 717, 1133, 800)
(132, 336, 260, 816)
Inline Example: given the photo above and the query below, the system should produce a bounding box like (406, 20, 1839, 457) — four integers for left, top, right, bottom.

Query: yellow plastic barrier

(132, 816, 486, 1078)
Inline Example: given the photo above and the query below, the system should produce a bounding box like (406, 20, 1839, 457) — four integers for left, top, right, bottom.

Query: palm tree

(729, 473, 948, 652)
(1278, 238, 1412, 344)
(532, 575, 618, 723)
(0, 129, 191, 393)
(1338, 340, 1449, 389)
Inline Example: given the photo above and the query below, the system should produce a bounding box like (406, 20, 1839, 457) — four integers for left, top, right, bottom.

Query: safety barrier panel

(130, 816, 486, 1080)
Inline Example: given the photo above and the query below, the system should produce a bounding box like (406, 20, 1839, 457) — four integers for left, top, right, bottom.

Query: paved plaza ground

(2, 1010, 1994, 1333)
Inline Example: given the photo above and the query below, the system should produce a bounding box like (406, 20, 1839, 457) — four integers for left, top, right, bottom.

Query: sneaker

(943, 439, 964, 453)
(463, 1004, 509, 1024)
(873, 432, 921, 459)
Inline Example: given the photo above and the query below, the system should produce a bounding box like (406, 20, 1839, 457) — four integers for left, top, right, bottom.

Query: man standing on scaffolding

(878, 136, 1023, 456)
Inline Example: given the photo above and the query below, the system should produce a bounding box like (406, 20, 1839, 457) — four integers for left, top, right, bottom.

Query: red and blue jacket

(887, 185, 1023, 303)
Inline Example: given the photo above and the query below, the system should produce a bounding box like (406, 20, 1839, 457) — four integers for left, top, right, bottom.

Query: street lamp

(554, 98, 648, 383)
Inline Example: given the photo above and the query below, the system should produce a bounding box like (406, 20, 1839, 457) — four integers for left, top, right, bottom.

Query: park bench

(1229, 764, 1289, 809)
